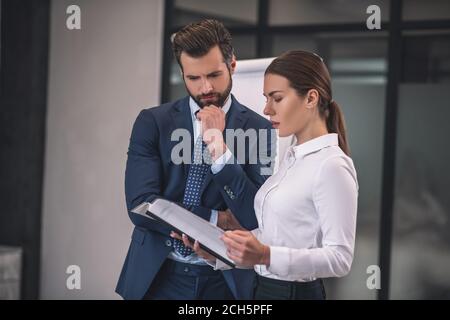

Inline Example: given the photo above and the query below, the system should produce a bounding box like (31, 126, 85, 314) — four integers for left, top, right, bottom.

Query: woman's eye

(274, 97, 282, 103)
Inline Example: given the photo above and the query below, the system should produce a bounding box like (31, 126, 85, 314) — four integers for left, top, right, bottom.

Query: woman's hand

(170, 232, 217, 264)
(221, 230, 270, 268)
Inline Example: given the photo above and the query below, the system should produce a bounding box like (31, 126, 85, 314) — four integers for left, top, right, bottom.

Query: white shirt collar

(189, 95, 232, 119)
(289, 133, 339, 159)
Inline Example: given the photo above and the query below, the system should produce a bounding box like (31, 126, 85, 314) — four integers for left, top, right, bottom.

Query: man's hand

(196, 105, 227, 161)
(170, 232, 217, 264)
(217, 209, 245, 231)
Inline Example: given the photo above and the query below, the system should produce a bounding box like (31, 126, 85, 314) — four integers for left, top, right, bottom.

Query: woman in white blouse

(178, 50, 358, 300)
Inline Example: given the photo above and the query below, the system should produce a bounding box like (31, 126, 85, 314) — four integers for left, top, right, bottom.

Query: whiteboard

(232, 58, 294, 173)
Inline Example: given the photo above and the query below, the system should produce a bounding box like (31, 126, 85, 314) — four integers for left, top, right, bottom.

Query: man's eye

(208, 74, 219, 78)
(188, 77, 199, 81)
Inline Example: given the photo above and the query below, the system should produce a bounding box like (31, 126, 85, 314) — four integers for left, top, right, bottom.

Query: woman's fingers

(231, 230, 253, 237)
(227, 250, 243, 264)
(222, 235, 246, 254)
(223, 230, 250, 244)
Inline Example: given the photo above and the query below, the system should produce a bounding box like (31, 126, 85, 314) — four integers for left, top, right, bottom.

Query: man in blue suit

(116, 19, 274, 300)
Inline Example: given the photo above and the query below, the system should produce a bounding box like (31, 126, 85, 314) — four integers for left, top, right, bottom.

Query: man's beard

(186, 75, 233, 108)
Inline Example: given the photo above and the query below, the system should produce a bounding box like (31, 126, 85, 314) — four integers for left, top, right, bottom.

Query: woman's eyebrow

(264, 90, 283, 97)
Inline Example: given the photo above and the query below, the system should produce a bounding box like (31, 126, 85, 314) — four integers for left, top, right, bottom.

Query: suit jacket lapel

(170, 97, 194, 178)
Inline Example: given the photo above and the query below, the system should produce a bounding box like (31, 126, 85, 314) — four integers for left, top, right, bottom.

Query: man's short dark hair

(172, 19, 234, 70)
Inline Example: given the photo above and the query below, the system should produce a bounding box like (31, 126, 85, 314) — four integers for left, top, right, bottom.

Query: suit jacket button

(165, 240, 172, 247)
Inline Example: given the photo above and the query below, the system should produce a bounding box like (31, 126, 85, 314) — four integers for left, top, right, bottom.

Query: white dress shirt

(216, 133, 358, 282)
(168, 96, 233, 265)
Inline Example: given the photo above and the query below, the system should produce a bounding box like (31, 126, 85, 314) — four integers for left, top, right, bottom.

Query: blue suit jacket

(116, 95, 274, 300)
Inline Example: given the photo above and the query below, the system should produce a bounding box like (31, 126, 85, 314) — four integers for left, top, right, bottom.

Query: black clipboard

(131, 199, 235, 268)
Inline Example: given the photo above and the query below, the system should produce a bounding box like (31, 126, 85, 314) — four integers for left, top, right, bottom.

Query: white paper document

(131, 199, 235, 267)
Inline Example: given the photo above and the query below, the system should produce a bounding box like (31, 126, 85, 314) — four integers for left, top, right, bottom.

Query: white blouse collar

(289, 133, 339, 159)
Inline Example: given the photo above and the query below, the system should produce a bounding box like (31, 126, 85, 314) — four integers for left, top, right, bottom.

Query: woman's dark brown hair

(265, 50, 350, 156)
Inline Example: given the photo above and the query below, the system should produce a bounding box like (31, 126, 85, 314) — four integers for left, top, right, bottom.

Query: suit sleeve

(124, 109, 172, 235)
(212, 124, 276, 230)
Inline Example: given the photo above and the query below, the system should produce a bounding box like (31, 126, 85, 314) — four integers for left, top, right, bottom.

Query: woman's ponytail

(326, 100, 350, 156)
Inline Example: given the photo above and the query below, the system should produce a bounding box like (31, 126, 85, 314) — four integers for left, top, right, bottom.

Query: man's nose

(201, 79, 213, 94)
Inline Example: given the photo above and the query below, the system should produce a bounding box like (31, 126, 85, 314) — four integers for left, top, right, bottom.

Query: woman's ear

(305, 89, 319, 109)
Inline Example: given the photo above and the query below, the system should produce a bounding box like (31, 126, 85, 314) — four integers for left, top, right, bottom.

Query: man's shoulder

(233, 99, 271, 129)
(139, 96, 188, 120)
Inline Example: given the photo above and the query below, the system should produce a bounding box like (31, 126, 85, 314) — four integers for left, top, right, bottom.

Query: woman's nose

(263, 103, 273, 116)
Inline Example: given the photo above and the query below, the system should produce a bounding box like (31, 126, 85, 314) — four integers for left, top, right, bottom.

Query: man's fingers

(182, 234, 194, 248)
(194, 240, 215, 261)
(194, 240, 200, 251)
(170, 231, 182, 240)
(193, 241, 205, 256)
(197, 108, 215, 118)
(203, 105, 220, 111)
(197, 106, 223, 120)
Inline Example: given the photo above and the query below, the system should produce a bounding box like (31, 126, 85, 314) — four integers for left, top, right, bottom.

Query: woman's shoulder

(315, 146, 358, 183)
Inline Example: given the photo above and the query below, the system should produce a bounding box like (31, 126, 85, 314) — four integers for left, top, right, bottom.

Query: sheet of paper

(131, 199, 235, 267)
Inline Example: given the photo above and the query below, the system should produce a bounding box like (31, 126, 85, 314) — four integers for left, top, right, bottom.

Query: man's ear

(229, 54, 237, 75)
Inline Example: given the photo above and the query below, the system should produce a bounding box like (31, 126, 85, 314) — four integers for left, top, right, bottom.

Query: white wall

(41, 0, 164, 299)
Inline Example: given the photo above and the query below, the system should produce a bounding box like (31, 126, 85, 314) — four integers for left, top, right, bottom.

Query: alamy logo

(66, 5, 81, 30)
(66, 265, 81, 290)
(366, 265, 381, 290)
(170, 128, 276, 176)
(366, 5, 381, 30)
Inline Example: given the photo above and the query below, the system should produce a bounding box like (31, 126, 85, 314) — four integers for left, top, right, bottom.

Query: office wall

(41, 0, 164, 299)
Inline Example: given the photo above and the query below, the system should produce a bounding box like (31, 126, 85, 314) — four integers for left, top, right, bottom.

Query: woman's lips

(271, 121, 280, 129)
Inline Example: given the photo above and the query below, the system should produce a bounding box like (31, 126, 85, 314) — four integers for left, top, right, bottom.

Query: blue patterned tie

(173, 136, 212, 256)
